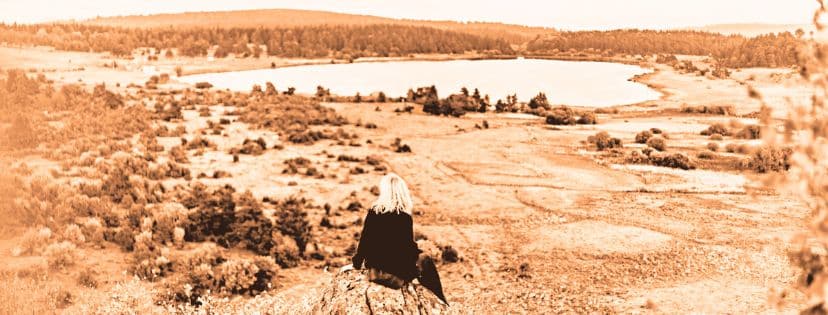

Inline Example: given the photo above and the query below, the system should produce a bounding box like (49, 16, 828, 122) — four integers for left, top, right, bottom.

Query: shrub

(649, 153, 694, 170)
(545, 106, 577, 125)
(274, 197, 312, 255)
(14, 227, 52, 256)
(700, 123, 731, 136)
(707, 142, 719, 152)
(710, 133, 724, 141)
(44, 241, 78, 270)
(195, 82, 213, 89)
(743, 145, 792, 173)
(577, 111, 597, 124)
(697, 151, 718, 159)
(680, 105, 735, 115)
(441, 246, 460, 263)
(215, 257, 278, 295)
(588, 131, 623, 151)
(635, 130, 653, 144)
(82, 218, 105, 247)
(61, 224, 86, 245)
(77, 269, 99, 288)
(646, 136, 667, 151)
(735, 125, 762, 139)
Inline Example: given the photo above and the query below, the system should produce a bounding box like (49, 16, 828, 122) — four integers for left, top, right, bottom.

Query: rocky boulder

(312, 269, 452, 314)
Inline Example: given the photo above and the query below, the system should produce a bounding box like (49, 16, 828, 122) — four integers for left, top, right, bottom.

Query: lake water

(181, 59, 662, 108)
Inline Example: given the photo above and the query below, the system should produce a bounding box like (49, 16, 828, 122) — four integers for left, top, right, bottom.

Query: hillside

(82, 8, 556, 44)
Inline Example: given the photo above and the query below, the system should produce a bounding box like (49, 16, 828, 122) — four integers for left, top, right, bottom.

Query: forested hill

(82, 9, 555, 44)
(0, 23, 515, 58)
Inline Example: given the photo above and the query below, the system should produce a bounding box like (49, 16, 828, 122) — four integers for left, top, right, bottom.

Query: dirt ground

(0, 46, 813, 313)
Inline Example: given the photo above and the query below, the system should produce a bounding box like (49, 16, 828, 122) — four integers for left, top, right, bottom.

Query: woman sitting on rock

(341, 173, 447, 304)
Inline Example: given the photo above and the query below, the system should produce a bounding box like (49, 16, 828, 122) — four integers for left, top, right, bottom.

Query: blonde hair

(370, 173, 413, 215)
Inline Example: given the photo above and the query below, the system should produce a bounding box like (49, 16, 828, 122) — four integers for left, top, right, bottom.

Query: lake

(181, 58, 662, 108)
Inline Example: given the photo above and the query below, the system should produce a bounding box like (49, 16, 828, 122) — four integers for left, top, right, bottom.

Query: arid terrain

(0, 36, 814, 314)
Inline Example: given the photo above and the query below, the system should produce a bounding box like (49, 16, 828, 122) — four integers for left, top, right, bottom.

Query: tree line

(0, 23, 513, 58)
(525, 30, 802, 68)
(0, 23, 806, 68)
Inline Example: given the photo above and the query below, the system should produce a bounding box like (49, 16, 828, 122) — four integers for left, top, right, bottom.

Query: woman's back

(352, 211, 420, 282)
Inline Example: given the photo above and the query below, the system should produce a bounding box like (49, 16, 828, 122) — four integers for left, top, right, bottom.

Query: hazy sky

(0, 0, 819, 30)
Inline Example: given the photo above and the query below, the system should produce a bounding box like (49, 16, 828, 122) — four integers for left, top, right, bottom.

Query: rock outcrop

(312, 270, 451, 314)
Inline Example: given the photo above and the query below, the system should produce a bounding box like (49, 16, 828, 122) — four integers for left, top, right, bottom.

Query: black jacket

(352, 210, 420, 281)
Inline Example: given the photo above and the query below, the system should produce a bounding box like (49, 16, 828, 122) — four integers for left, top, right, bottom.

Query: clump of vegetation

(239, 95, 348, 145)
(734, 125, 762, 139)
(649, 152, 694, 170)
(441, 246, 460, 263)
(273, 197, 313, 256)
(195, 82, 213, 89)
(742, 145, 791, 173)
(646, 136, 667, 151)
(707, 142, 719, 152)
(283, 157, 313, 175)
(185, 136, 216, 150)
(680, 105, 735, 115)
(44, 241, 78, 270)
(77, 269, 99, 288)
(230, 137, 267, 155)
(391, 138, 412, 153)
(627, 150, 695, 170)
(700, 123, 731, 136)
(588, 131, 622, 151)
(635, 130, 653, 144)
(545, 106, 577, 125)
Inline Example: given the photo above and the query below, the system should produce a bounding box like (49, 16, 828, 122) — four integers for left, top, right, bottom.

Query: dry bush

(725, 142, 753, 154)
(706, 142, 719, 152)
(587, 131, 622, 151)
(82, 218, 105, 247)
(697, 151, 718, 159)
(0, 272, 69, 314)
(44, 241, 79, 270)
(635, 130, 653, 144)
(14, 227, 53, 256)
(648, 152, 694, 170)
(61, 224, 86, 245)
(680, 105, 735, 115)
(274, 197, 313, 256)
(545, 106, 578, 125)
(230, 138, 267, 155)
(710, 133, 724, 141)
(239, 95, 347, 145)
(185, 136, 216, 150)
(195, 82, 213, 89)
(77, 269, 99, 288)
(646, 136, 667, 151)
(700, 123, 731, 136)
(734, 124, 762, 139)
(627, 150, 695, 170)
(742, 145, 791, 173)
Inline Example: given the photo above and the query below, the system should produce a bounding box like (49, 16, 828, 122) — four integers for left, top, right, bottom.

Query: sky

(0, 0, 820, 30)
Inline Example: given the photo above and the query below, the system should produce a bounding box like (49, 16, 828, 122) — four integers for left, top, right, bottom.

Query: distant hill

(82, 9, 556, 44)
(690, 23, 811, 37)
